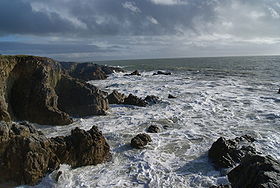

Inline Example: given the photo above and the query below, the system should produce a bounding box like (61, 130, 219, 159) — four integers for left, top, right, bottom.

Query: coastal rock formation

(123, 94, 148, 107)
(0, 121, 110, 185)
(146, 125, 160, 133)
(124, 70, 141, 76)
(153, 71, 171, 75)
(228, 154, 280, 188)
(131, 133, 152, 149)
(208, 135, 256, 168)
(59, 62, 124, 81)
(0, 55, 109, 125)
(107, 90, 126, 104)
(55, 75, 108, 117)
(144, 95, 160, 105)
(168, 94, 177, 99)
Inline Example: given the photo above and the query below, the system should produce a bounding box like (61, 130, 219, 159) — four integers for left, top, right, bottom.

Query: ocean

(29, 56, 280, 188)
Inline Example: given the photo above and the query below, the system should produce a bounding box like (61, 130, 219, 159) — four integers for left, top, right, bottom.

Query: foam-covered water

(21, 56, 280, 188)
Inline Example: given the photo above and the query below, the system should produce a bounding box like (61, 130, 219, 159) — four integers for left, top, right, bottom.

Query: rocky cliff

(0, 55, 109, 125)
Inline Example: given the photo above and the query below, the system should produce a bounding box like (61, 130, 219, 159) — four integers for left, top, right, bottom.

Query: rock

(55, 75, 109, 117)
(107, 90, 126, 104)
(124, 70, 141, 76)
(59, 62, 124, 81)
(0, 121, 111, 186)
(131, 133, 152, 149)
(168, 94, 176, 99)
(144, 95, 160, 105)
(55, 171, 62, 182)
(146, 125, 160, 133)
(123, 94, 147, 107)
(228, 154, 280, 188)
(208, 135, 256, 168)
(278, 88, 280, 94)
(209, 185, 231, 188)
(153, 71, 171, 75)
(0, 55, 72, 125)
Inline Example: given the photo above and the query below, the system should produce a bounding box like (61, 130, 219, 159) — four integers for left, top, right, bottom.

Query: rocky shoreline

(0, 55, 279, 187)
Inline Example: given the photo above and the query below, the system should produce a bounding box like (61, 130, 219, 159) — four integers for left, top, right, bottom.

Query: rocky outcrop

(146, 125, 160, 133)
(228, 154, 280, 188)
(124, 70, 141, 76)
(59, 62, 124, 81)
(0, 55, 109, 125)
(0, 121, 111, 186)
(153, 71, 171, 75)
(55, 75, 108, 117)
(123, 94, 148, 107)
(107, 90, 126, 104)
(144, 95, 160, 105)
(131, 133, 152, 149)
(208, 135, 256, 168)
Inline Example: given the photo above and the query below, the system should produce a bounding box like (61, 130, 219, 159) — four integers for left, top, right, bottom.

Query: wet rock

(55, 75, 109, 117)
(107, 90, 126, 104)
(146, 125, 160, 133)
(153, 71, 172, 75)
(168, 94, 177, 99)
(0, 121, 111, 186)
(228, 154, 280, 188)
(123, 94, 147, 107)
(144, 95, 160, 105)
(131, 133, 152, 149)
(59, 62, 124, 81)
(278, 88, 280, 94)
(124, 70, 141, 76)
(208, 135, 256, 168)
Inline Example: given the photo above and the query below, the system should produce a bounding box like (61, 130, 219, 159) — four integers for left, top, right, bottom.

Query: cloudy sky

(1, 0, 280, 61)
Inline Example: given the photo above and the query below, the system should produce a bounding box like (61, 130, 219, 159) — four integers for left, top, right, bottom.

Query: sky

(1, 0, 280, 61)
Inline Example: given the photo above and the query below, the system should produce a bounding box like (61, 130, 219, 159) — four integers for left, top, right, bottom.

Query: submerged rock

(0, 121, 111, 186)
(168, 94, 177, 99)
(153, 71, 172, 75)
(123, 94, 147, 107)
(59, 62, 124, 81)
(124, 70, 141, 76)
(107, 90, 126, 104)
(55, 75, 108, 117)
(228, 154, 280, 188)
(208, 135, 256, 168)
(131, 133, 152, 149)
(144, 95, 160, 105)
(146, 125, 160, 133)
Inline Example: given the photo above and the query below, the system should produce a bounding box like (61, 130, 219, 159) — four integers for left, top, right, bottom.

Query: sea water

(25, 56, 280, 188)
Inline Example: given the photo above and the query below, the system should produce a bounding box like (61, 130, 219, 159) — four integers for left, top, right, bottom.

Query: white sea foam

(26, 66, 280, 188)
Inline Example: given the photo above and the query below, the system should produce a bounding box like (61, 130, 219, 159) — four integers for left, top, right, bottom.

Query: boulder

(124, 70, 141, 76)
(107, 90, 126, 104)
(168, 94, 177, 99)
(55, 75, 108, 117)
(146, 125, 160, 133)
(144, 95, 160, 105)
(208, 135, 256, 168)
(228, 154, 280, 188)
(59, 62, 124, 81)
(123, 94, 147, 107)
(153, 71, 171, 75)
(131, 133, 152, 149)
(0, 121, 111, 186)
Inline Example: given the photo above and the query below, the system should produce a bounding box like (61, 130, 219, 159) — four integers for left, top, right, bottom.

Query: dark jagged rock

(107, 90, 127, 104)
(59, 62, 124, 81)
(131, 133, 152, 149)
(0, 121, 111, 186)
(124, 70, 141, 76)
(168, 94, 177, 99)
(55, 75, 108, 117)
(146, 125, 160, 133)
(228, 154, 280, 188)
(208, 135, 256, 168)
(0, 55, 72, 125)
(123, 94, 147, 107)
(153, 71, 172, 75)
(144, 95, 160, 105)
